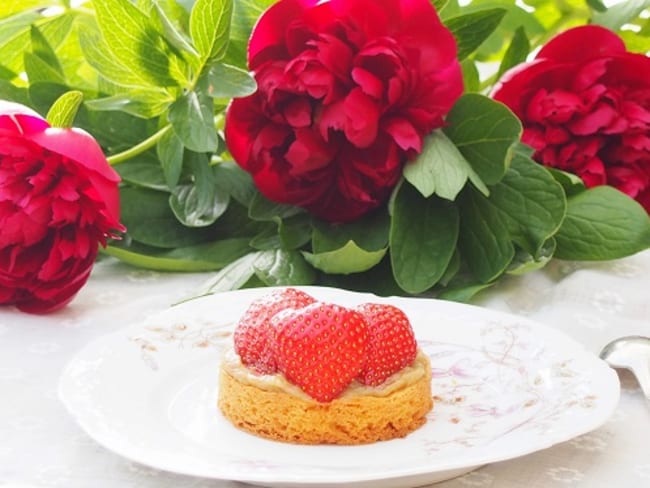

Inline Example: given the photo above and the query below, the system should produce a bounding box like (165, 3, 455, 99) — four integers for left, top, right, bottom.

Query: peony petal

(608, 165, 648, 197)
(604, 54, 650, 85)
(25, 128, 121, 225)
(621, 100, 650, 127)
(569, 102, 618, 135)
(225, 96, 262, 167)
(343, 88, 380, 148)
(537, 25, 626, 63)
(328, 0, 389, 40)
(492, 61, 570, 117)
(544, 126, 570, 145)
(573, 58, 609, 92)
(383, 117, 422, 151)
(314, 34, 354, 82)
(578, 156, 607, 187)
(248, 0, 319, 68)
(17, 260, 94, 314)
(285, 128, 334, 174)
(0, 100, 49, 136)
(352, 67, 384, 99)
(284, 98, 312, 127)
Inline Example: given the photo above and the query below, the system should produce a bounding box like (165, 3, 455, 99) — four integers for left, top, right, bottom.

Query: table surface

(1, 251, 649, 488)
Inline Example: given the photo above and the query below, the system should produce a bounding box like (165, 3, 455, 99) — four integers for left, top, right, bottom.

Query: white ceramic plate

(59, 286, 619, 488)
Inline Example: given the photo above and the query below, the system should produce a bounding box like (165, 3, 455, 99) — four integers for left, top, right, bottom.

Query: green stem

(106, 124, 172, 165)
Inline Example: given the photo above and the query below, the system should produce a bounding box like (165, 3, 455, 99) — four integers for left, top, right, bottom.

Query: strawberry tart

(217, 288, 433, 445)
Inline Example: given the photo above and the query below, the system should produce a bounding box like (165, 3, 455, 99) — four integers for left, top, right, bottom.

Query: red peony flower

(225, 0, 463, 222)
(0, 101, 124, 313)
(492, 25, 650, 212)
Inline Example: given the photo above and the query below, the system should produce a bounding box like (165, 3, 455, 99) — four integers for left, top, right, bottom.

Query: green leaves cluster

(0, 0, 649, 302)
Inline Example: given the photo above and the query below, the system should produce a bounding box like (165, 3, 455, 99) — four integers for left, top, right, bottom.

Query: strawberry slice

(234, 288, 315, 374)
(355, 303, 417, 386)
(274, 302, 369, 402)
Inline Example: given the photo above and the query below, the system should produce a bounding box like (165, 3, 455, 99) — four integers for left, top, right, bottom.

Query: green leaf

(168, 89, 218, 152)
(253, 249, 316, 286)
(120, 186, 213, 247)
(23, 52, 65, 84)
(438, 249, 460, 287)
(436, 283, 494, 302)
(318, 257, 404, 297)
(196, 251, 262, 295)
(169, 152, 229, 226)
(84, 89, 173, 118)
(92, 0, 182, 87)
(0, 64, 16, 80)
(150, 1, 199, 60)
(190, 0, 233, 63)
(0, 79, 29, 105)
(27, 80, 68, 115)
(460, 58, 479, 93)
(224, 0, 275, 68)
(546, 167, 586, 197)
(29, 24, 63, 75)
(311, 211, 389, 252)
(593, 0, 650, 30)
(497, 26, 530, 78)
(83, 105, 159, 153)
(210, 200, 267, 238)
(445, 8, 507, 60)
(249, 224, 281, 250)
(554, 186, 650, 260)
(104, 237, 252, 271)
(213, 161, 257, 206)
(619, 29, 650, 54)
(458, 187, 515, 283)
(431, 0, 448, 12)
(78, 26, 149, 88)
(114, 157, 168, 190)
(444, 93, 522, 185)
(170, 183, 230, 227)
(157, 129, 184, 189)
(587, 0, 608, 12)
(303, 241, 387, 275)
(278, 214, 313, 250)
(403, 129, 488, 200)
(487, 154, 566, 256)
(0, 1, 59, 19)
(390, 182, 459, 293)
(249, 192, 303, 221)
(471, 4, 544, 63)
(204, 62, 256, 99)
(46, 90, 83, 128)
(507, 239, 556, 276)
(0, 11, 73, 75)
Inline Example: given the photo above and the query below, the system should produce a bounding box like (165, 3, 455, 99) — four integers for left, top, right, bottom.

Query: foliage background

(1, 0, 649, 300)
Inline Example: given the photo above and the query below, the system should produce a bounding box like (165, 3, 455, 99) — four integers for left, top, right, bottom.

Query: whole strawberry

(234, 288, 315, 374)
(355, 303, 417, 386)
(274, 302, 369, 402)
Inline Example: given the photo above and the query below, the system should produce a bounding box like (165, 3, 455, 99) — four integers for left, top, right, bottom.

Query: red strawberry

(274, 302, 369, 402)
(234, 288, 315, 374)
(354, 303, 417, 386)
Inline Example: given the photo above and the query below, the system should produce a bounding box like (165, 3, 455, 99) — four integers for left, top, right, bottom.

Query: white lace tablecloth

(1, 251, 649, 488)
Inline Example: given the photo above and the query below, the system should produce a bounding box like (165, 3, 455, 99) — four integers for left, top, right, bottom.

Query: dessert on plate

(217, 288, 433, 445)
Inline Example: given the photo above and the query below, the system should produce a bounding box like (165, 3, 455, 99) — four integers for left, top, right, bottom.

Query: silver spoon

(600, 336, 650, 401)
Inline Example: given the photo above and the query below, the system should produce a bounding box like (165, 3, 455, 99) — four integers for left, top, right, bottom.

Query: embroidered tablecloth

(1, 251, 649, 488)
